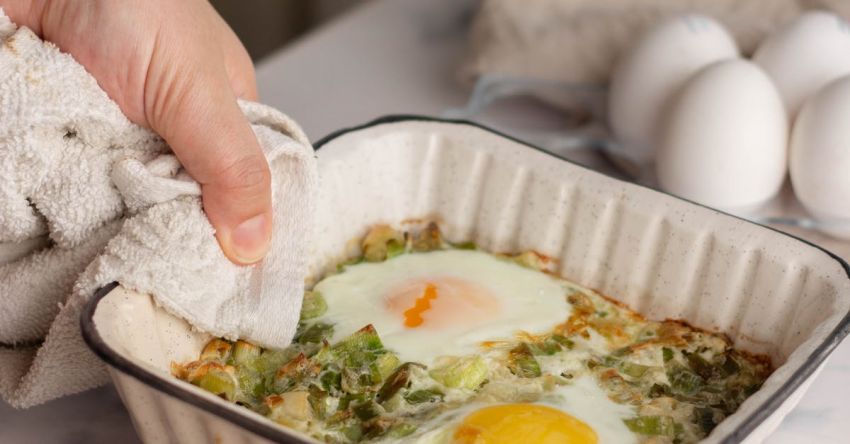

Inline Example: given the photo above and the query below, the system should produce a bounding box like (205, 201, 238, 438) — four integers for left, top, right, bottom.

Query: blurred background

(211, 0, 368, 61)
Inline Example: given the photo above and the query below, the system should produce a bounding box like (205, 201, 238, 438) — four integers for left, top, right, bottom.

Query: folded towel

(0, 11, 317, 408)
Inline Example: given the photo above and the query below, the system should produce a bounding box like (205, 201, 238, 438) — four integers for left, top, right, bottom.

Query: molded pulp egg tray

(82, 117, 850, 444)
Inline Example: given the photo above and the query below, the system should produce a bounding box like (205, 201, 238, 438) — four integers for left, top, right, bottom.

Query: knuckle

(217, 155, 271, 196)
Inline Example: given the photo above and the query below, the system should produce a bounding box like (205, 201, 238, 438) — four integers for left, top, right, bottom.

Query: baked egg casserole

(173, 223, 771, 443)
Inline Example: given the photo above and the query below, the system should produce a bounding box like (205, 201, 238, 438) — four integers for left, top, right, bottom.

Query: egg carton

(445, 73, 850, 239)
(82, 117, 850, 443)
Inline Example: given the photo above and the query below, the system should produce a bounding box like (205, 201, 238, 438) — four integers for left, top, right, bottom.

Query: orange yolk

(453, 404, 598, 444)
(385, 277, 501, 329)
(402, 283, 438, 327)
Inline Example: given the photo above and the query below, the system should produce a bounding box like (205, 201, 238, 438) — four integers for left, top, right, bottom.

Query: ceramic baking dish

(82, 116, 850, 444)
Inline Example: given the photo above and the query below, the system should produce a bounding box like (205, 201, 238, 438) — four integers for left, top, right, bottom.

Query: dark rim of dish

(81, 115, 850, 444)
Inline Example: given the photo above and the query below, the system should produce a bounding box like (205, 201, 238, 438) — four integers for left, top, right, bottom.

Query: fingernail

(229, 213, 271, 264)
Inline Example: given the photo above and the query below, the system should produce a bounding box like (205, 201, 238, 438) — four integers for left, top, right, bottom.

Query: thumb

(150, 70, 272, 265)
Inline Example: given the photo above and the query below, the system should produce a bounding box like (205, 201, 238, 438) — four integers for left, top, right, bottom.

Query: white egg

(656, 59, 787, 212)
(313, 250, 572, 366)
(608, 14, 739, 167)
(754, 11, 850, 119)
(789, 74, 850, 239)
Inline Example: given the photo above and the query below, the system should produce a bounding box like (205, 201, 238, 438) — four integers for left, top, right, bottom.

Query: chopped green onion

(307, 384, 329, 419)
(377, 363, 423, 402)
(647, 383, 670, 398)
(362, 226, 405, 262)
(693, 407, 723, 434)
(511, 251, 549, 271)
(551, 335, 575, 349)
(684, 351, 716, 380)
(235, 366, 264, 404)
(200, 338, 232, 362)
(429, 356, 489, 389)
(231, 340, 260, 364)
(623, 415, 678, 437)
(370, 353, 400, 383)
(386, 239, 406, 259)
(667, 365, 704, 395)
(508, 344, 542, 378)
(272, 353, 318, 393)
(332, 324, 385, 368)
(603, 356, 649, 378)
(337, 420, 363, 442)
(412, 222, 443, 252)
(334, 325, 383, 353)
(387, 422, 417, 438)
(362, 417, 396, 439)
(620, 361, 649, 378)
(528, 337, 563, 355)
(403, 389, 444, 404)
(319, 368, 342, 395)
(194, 366, 237, 401)
(721, 353, 741, 376)
(352, 400, 383, 421)
(295, 322, 334, 345)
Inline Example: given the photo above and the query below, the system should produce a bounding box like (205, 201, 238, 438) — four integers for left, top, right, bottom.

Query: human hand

(3, 0, 272, 264)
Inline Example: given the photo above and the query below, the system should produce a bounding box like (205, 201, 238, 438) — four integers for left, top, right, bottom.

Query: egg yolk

(385, 277, 501, 329)
(402, 283, 438, 327)
(453, 404, 598, 444)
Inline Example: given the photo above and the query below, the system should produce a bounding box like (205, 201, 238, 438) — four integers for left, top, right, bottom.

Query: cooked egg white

(313, 249, 572, 366)
(538, 376, 638, 444)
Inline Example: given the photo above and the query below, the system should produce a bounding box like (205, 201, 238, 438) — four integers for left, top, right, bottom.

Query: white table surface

(2, 0, 849, 442)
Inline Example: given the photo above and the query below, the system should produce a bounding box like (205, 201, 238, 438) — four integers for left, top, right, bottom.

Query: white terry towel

(0, 11, 317, 408)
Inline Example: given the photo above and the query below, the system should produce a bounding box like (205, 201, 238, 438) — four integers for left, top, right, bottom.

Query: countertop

(2, 0, 849, 442)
